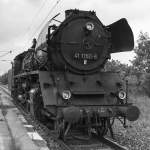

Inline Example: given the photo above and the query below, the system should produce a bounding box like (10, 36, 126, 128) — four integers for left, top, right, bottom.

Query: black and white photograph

(0, 0, 150, 149)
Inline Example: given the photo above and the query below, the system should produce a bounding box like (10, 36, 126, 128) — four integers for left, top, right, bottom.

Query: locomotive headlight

(22, 83, 26, 88)
(62, 90, 71, 100)
(18, 95, 23, 101)
(30, 88, 36, 94)
(118, 90, 126, 100)
(86, 22, 94, 31)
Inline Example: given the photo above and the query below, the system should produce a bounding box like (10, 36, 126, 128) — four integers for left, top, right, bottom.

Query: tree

(131, 32, 150, 73)
(105, 59, 132, 78)
(0, 72, 8, 85)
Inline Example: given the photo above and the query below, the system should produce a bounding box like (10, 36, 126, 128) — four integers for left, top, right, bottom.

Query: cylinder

(62, 107, 81, 123)
(117, 105, 140, 121)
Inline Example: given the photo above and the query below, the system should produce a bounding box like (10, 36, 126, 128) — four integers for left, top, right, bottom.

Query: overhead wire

(22, 0, 52, 51)
(26, 0, 49, 32)
(0, 51, 12, 52)
(0, 60, 12, 62)
(28, 0, 61, 42)
(0, 1, 62, 70)
(12, 0, 61, 53)
(0, 51, 12, 58)
(8, 0, 50, 54)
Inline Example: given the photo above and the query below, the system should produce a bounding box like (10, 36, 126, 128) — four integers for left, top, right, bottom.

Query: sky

(0, 0, 150, 74)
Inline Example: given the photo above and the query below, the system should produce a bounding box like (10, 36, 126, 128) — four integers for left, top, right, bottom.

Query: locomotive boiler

(10, 9, 140, 139)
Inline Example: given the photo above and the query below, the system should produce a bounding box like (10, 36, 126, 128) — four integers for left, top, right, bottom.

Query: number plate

(74, 53, 98, 60)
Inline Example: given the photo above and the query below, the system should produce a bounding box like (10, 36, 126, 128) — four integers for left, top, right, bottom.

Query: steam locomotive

(9, 9, 140, 139)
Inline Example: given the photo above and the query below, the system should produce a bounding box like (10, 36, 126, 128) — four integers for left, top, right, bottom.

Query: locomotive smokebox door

(107, 18, 134, 53)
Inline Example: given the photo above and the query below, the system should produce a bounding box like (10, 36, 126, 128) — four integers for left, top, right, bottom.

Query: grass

(112, 85, 150, 150)
(129, 85, 150, 122)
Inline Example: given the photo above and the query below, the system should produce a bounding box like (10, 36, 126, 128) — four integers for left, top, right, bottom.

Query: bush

(141, 73, 150, 97)
(0, 72, 8, 85)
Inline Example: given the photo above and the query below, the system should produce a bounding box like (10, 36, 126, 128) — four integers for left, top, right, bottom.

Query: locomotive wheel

(55, 119, 65, 140)
(97, 118, 108, 137)
(30, 89, 45, 122)
(97, 126, 108, 136)
(97, 118, 115, 138)
(108, 117, 115, 138)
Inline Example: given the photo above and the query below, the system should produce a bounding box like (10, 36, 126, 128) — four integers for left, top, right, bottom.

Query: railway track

(0, 85, 129, 150)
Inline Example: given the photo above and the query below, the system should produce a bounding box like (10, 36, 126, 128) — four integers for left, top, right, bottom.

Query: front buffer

(56, 104, 140, 140)
(61, 105, 140, 123)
